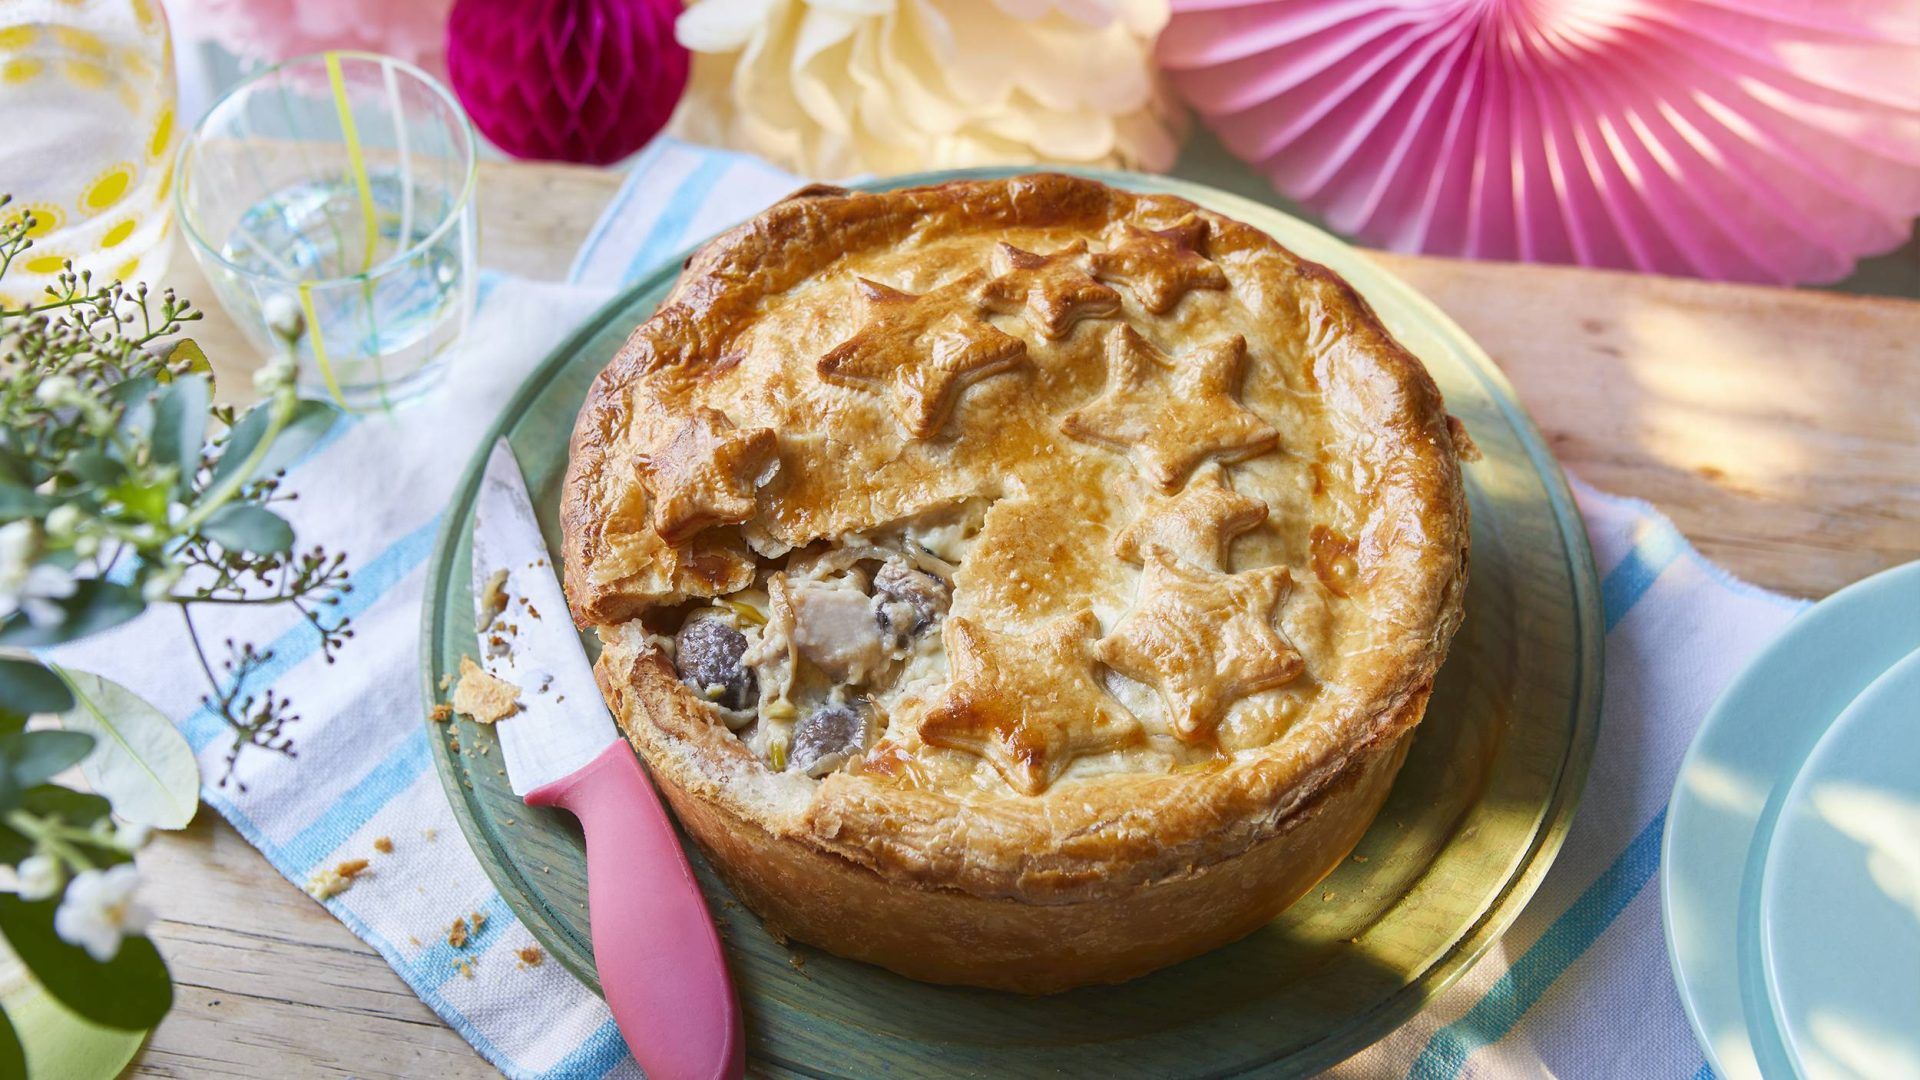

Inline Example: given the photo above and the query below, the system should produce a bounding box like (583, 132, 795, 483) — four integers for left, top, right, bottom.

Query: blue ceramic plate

(1759, 647, 1920, 1080)
(1662, 561, 1920, 1079)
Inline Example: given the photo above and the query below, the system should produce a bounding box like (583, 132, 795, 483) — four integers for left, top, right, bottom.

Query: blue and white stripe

(1330, 496, 1805, 1080)
(58, 139, 1809, 1078)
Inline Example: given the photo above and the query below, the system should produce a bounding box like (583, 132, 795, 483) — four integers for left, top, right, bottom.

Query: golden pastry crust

(561, 174, 1469, 984)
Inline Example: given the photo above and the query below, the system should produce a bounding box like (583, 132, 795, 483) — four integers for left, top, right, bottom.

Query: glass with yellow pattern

(0, 0, 177, 309)
(176, 52, 478, 412)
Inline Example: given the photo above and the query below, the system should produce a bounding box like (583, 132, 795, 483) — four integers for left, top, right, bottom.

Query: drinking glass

(0, 0, 177, 308)
(176, 52, 477, 411)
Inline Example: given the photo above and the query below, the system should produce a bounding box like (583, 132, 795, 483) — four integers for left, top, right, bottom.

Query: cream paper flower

(673, 0, 1184, 177)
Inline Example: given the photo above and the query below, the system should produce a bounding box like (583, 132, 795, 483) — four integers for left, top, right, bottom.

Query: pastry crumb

(423, 828, 438, 841)
(429, 702, 453, 722)
(438, 672, 453, 692)
(305, 858, 371, 900)
(470, 910, 488, 932)
(447, 916, 470, 948)
(516, 946, 545, 969)
(373, 836, 394, 854)
(453, 655, 521, 723)
(477, 568, 510, 632)
(453, 957, 477, 980)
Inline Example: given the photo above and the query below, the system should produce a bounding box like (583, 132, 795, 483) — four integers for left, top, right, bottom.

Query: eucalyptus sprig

(0, 193, 356, 1071)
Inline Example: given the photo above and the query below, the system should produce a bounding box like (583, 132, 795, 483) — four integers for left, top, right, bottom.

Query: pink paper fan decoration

(447, 0, 688, 166)
(1159, 0, 1920, 284)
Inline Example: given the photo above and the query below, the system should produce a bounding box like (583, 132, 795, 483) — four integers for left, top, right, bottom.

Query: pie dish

(560, 173, 1471, 993)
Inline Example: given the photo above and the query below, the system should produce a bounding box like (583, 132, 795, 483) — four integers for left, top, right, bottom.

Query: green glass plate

(422, 168, 1603, 1077)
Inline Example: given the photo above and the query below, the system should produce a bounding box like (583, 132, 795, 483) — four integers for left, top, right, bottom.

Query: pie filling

(646, 501, 985, 778)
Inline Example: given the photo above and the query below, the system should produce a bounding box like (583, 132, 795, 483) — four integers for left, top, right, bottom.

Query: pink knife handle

(525, 742, 744, 1080)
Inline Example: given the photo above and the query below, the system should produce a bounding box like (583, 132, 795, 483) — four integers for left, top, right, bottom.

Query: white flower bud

(141, 565, 181, 602)
(113, 820, 151, 851)
(33, 374, 77, 404)
(252, 356, 296, 396)
(44, 503, 83, 539)
(16, 853, 63, 901)
(262, 294, 305, 343)
(72, 533, 100, 558)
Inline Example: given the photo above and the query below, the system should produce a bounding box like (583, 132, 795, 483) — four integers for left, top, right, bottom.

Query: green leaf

(0, 823, 25, 863)
(0, 659, 70, 715)
(0, 895, 171, 1031)
(107, 377, 157, 444)
(0, 730, 93, 787)
(7, 982, 145, 1080)
(162, 338, 211, 379)
(0, 482, 43, 522)
(64, 450, 120, 486)
(0, 1006, 22, 1080)
(0, 581, 143, 648)
(149, 375, 209, 480)
(20, 784, 112, 827)
(209, 400, 337, 490)
(102, 476, 170, 525)
(51, 668, 198, 829)
(200, 504, 293, 555)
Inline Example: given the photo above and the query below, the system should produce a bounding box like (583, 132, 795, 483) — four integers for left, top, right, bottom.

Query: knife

(471, 438, 744, 1080)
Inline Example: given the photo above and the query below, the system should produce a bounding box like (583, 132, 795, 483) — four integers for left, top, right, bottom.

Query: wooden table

(130, 159, 1920, 1077)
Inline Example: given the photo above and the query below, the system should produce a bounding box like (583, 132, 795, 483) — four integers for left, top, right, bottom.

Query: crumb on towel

(305, 858, 370, 900)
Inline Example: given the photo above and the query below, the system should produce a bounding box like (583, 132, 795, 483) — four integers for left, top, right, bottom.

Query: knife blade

(468, 437, 744, 1080)
(471, 438, 620, 796)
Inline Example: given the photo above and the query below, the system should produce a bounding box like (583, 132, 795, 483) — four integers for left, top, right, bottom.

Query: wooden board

(421, 170, 1604, 1077)
(130, 158, 1920, 1077)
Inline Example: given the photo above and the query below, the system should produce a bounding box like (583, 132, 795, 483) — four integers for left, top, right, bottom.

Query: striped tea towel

(56, 137, 1807, 1079)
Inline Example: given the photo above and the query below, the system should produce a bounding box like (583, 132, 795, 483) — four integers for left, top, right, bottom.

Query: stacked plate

(1663, 562, 1920, 1080)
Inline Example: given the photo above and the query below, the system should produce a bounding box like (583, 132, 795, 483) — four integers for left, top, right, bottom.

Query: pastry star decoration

(1098, 549, 1304, 743)
(1113, 462, 1268, 571)
(976, 240, 1121, 339)
(1088, 215, 1229, 314)
(1061, 325, 1278, 491)
(918, 611, 1141, 796)
(818, 275, 1029, 438)
(639, 406, 780, 546)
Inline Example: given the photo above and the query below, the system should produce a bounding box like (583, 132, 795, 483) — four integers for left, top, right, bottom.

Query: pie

(560, 174, 1471, 993)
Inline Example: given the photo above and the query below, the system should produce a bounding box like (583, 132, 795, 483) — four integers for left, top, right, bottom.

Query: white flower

(53, 864, 154, 962)
(673, 0, 1184, 177)
(0, 520, 75, 628)
(16, 854, 63, 901)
